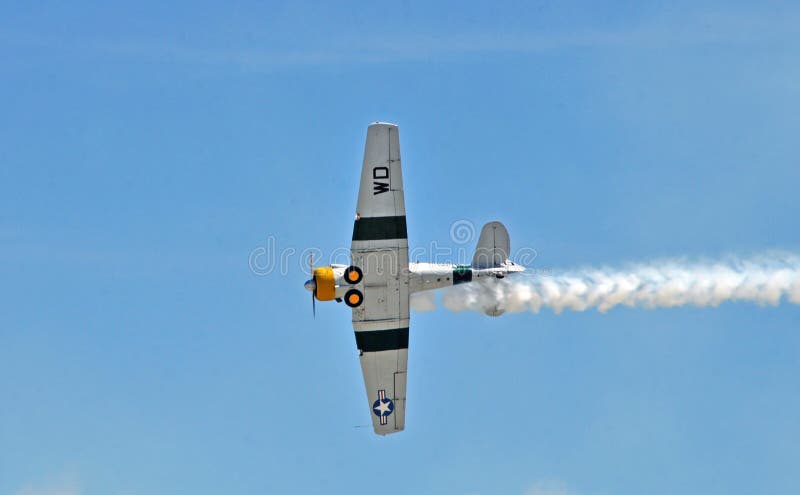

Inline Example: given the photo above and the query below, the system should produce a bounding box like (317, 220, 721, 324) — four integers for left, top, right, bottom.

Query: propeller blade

(310, 253, 315, 318)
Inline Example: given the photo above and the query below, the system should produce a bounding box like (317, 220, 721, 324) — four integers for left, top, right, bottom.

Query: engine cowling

(313, 266, 336, 301)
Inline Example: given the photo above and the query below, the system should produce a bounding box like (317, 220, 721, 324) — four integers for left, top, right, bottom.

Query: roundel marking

(372, 389, 394, 425)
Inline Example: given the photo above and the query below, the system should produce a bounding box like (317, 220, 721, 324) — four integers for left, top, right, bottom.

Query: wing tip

(369, 121, 398, 129)
(374, 427, 405, 436)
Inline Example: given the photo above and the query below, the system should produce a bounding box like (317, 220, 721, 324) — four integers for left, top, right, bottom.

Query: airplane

(303, 122, 524, 435)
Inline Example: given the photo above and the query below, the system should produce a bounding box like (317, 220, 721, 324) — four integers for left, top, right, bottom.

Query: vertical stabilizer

(471, 221, 510, 268)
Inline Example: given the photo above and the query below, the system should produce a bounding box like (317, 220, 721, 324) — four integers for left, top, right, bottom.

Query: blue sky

(1, 2, 799, 494)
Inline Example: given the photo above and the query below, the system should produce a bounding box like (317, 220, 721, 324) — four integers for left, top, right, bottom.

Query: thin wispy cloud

(14, 476, 81, 495)
(3, 7, 799, 71)
(524, 479, 576, 495)
(82, 11, 800, 69)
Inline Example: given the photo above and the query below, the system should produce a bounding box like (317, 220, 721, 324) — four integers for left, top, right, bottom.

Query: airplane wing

(351, 122, 410, 435)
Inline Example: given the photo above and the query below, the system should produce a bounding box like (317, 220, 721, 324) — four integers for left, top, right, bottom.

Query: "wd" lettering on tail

(372, 166, 389, 195)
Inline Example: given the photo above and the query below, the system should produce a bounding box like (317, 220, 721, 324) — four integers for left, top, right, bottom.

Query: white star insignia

(374, 399, 392, 415)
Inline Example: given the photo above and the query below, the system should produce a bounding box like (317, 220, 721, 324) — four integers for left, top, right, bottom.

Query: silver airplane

(304, 122, 524, 435)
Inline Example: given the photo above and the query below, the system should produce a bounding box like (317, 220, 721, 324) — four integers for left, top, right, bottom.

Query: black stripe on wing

(354, 328, 409, 352)
(352, 216, 407, 241)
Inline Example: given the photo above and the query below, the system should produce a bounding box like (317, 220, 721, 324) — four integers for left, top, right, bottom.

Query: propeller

(310, 254, 316, 318)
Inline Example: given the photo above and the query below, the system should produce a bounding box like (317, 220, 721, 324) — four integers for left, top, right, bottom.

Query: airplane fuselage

(309, 261, 524, 301)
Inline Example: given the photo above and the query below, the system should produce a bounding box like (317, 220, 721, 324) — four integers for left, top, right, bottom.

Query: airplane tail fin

(471, 221, 511, 269)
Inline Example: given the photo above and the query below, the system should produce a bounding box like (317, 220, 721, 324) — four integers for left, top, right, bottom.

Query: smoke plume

(412, 252, 800, 314)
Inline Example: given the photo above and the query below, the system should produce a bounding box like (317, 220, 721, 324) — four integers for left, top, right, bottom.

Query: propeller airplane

(304, 122, 524, 435)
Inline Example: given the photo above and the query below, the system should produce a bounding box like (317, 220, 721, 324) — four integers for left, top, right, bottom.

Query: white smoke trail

(421, 252, 800, 314)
